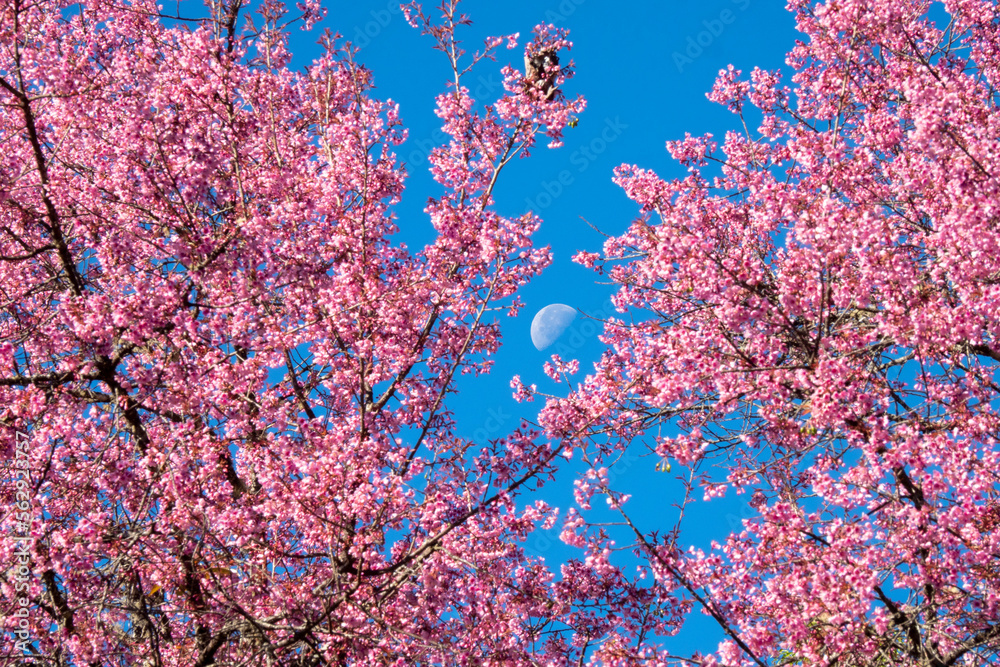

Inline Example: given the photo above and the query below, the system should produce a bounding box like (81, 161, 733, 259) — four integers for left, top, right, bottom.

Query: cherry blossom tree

(0, 0, 595, 664)
(539, 0, 1000, 664)
(10, 0, 1000, 664)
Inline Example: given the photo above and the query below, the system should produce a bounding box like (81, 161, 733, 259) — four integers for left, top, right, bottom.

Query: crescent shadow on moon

(530, 304, 576, 351)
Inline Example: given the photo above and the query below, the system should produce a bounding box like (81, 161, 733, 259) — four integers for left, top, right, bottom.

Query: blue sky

(282, 0, 801, 654)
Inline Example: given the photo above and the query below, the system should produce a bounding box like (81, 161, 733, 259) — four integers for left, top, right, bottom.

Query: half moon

(530, 304, 576, 351)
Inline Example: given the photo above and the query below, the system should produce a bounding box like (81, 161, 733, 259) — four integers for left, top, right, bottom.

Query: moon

(530, 304, 576, 351)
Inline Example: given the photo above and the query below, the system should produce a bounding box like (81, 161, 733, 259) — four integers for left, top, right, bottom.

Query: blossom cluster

(532, 0, 1000, 664)
(0, 0, 591, 663)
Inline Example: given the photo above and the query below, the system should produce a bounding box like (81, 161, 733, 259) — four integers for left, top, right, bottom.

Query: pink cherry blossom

(0, 1, 589, 663)
(533, 0, 1000, 664)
